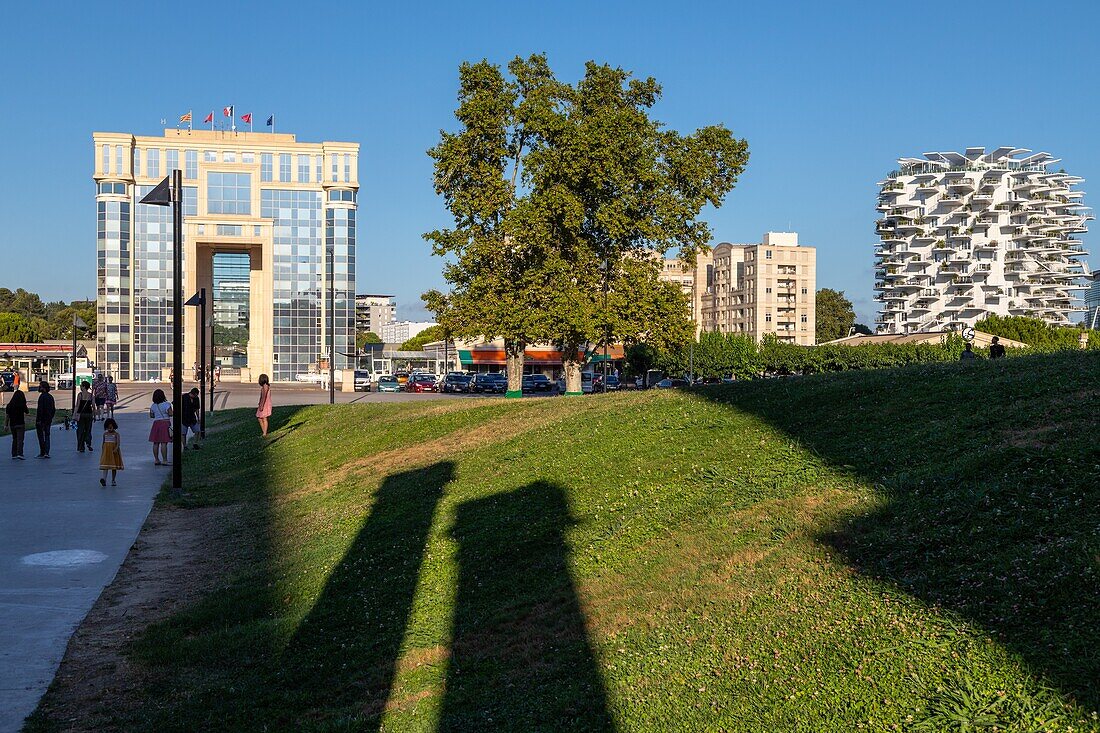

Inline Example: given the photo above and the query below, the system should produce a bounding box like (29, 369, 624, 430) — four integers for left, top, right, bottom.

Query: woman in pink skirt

(148, 388, 173, 465)
(256, 374, 272, 437)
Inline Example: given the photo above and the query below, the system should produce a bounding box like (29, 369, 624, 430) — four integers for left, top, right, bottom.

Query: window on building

(167, 149, 179, 174)
(765, 250, 772, 259)
(207, 172, 252, 215)
(298, 154, 310, 182)
(315, 155, 322, 181)
(343, 154, 351, 182)
(223, 151, 237, 163)
(115, 145, 124, 175)
(242, 152, 255, 164)
(801, 287, 808, 295)
(147, 149, 160, 178)
(101, 144, 110, 173)
(327, 189, 355, 202)
(216, 224, 242, 236)
(279, 153, 291, 182)
(801, 314, 808, 323)
(185, 150, 198, 180)
(204, 150, 217, 162)
(261, 153, 273, 182)
(330, 154, 338, 181)
(765, 313, 772, 322)
(133, 149, 142, 177)
(765, 287, 772, 294)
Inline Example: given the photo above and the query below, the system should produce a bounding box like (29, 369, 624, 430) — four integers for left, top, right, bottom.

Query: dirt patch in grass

(27, 503, 246, 733)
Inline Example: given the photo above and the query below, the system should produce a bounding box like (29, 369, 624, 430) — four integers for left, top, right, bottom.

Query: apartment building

(875, 147, 1092, 334)
(1086, 270, 1100, 329)
(659, 232, 817, 345)
(355, 294, 396, 335)
(381, 320, 436, 344)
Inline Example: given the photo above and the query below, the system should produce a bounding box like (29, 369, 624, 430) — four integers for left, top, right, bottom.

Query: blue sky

(2, 1, 1098, 325)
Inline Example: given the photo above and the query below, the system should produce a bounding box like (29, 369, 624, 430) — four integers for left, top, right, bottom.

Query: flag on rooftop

(241, 113, 252, 124)
(203, 111, 213, 123)
(179, 111, 191, 123)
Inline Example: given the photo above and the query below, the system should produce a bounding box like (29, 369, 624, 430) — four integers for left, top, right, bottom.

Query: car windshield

(450, 375, 471, 383)
(380, 376, 397, 383)
(529, 375, 548, 382)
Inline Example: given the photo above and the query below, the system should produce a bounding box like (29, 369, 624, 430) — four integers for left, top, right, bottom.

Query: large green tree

(815, 288, 856, 343)
(355, 331, 382, 350)
(0, 312, 43, 342)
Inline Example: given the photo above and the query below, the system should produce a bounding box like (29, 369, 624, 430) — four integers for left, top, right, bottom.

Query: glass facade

(207, 172, 251, 215)
(325, 206, 356, 373)
(96, 196, 131, 380)
(213, 252, 251, 367)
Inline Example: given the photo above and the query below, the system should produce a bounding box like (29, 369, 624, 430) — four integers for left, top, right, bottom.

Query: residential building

(93, 127, 359, 382)
(1085, 270, 1100, 329)
(355, 294, 396, 336)
(874, 147, 1092, 334)
(381, 320, 436, 344)
(661, 232, 817, 345)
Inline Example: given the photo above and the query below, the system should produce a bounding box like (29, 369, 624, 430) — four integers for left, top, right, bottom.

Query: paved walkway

(0, 404, 162, 732)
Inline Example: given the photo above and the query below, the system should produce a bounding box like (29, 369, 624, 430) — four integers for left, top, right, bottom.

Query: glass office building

(93, 128, 359, 382)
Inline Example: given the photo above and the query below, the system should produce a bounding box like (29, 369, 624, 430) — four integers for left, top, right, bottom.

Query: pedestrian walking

(75, 382, 95, 452)
(182, 387, 202, 449)
(989, 336, 1006, 360)
(92, 374, 108, 421)
(256, 374, 272, 437)
(148, 389, 172, 466)
(98, 418, 124, 486)
(105, 376, 118, 418)
(4, 389, 28, 459)
(35, 381, 55, 458)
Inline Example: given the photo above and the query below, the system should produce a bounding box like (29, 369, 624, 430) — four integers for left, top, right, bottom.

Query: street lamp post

(185, 288, 207, 438)
(69, 315, 88, 428)
(141, 171, 184, 496)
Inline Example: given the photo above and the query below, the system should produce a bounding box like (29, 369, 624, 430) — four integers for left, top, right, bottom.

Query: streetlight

(327, 238, 335, 405)
(140, 171, 184, 496)
(1, 352, 9, 408)
(185, 288, 207, 438)
(69, 316, 88, 428)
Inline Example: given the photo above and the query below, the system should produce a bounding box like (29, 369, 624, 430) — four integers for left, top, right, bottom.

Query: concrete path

(0, 403, 162, 732)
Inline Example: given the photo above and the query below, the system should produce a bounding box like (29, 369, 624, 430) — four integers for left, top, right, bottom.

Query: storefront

(0, 342, 90, 389)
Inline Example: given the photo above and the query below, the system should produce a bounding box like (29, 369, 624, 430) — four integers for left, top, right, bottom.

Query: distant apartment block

(355, 294, 396, 335)
(1085, 270, 1100, 329)
(875, 147, 1092, 334)
(659, 232, 817, 345)
(381, 320, 436, 344)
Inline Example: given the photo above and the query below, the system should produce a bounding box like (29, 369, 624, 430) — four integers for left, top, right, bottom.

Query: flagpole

(189, 109, 193, 133)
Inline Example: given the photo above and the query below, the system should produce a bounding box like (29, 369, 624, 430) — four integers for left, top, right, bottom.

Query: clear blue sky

(2, 1, 1098, 325)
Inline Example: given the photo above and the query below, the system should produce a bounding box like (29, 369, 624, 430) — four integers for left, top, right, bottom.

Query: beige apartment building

(93, 127, 359, 382)
(660, 232, 817, 345)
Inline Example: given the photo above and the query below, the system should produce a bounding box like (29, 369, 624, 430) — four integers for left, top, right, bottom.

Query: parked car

(395, 371, 410, 385)
(655, 377, 690, 389)
(376, 375, 403, 393)
(594, 374, 621, 392)
(471, 372, 507, 394)
(441, 373, 473, 393)
(353, 370, 372, 392)
(522, 374, 553, 393)
(405, 373, 437, 393)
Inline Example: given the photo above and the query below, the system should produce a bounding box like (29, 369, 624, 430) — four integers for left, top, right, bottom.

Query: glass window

(206, 172, 252, 215)
(343, 154, 350, 182)
(223, 151, 236, 163)
(314, 155, 322, 181)
(765, 313, 772, 322)
(167, 149, 179, 174)
(185, 150, 198, 180)
(115, 145, 123, 175)
(330, 154, 338, 181)
(261, 153, 273, 182)
(204, 150, 217, 162)
(297, 154, 310, 183)
(101, 144, 110, 173)
(765, 250, 772, 259)
(133, 149, 142, 177)
(147, 149, 160, 178)
(801, 314, 808, 323)
(279, 154, 291, 182)
(242, 152, 255, 164)
(216, 224, 243, 236)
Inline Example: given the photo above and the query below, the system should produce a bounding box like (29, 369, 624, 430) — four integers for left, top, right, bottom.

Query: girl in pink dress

(256, 374, 272, 437)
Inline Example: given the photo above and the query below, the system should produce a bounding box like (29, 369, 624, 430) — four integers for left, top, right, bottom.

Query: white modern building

(1086, 270, 1100, 329)
(354, 294, 396, 336)
(381, 320, 436, 344)
(875, 147, 1092, 334)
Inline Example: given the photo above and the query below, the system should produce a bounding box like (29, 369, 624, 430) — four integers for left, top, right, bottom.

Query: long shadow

(440, 480, 615, 732)
(276, 461, 452, 725)
(694, 352, 1100, 709)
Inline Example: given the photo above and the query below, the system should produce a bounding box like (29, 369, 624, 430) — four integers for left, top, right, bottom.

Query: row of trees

(0, 288, 96, 343)
(975, 314, 1097, 350)
(422, 55, 750, 394)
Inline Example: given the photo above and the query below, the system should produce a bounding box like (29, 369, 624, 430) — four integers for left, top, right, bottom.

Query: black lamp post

(69, 316, 88, 428)
(141, 171, 183, 496)
(185, 288, 207, 438)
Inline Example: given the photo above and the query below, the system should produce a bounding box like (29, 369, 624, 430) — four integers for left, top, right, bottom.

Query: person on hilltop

(989, 336, 1006, 360)
(256, 374, 272, 437)
(75, 381, 95, 452)
(148, 388, 173, 466)
(4, 389, 29, 459)
(960, 343, 979, 361)
(35, 381, 56, 458)
(98, 418, 124, 487)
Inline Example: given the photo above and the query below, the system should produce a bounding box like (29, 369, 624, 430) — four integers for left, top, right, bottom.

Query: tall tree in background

(0, 313, 43, 342)
(815, 288, 856, 343)
(423, 55, 566, 396)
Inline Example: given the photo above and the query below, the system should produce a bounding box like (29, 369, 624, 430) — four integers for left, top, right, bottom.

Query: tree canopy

(400, 325, 446, 351)
(815, 289, 856, 343)
(0, 288, 96, 341)
(355, 331, 382, 349)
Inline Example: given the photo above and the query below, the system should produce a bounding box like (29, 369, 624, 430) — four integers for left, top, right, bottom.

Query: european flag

(266, 115, 274, 127)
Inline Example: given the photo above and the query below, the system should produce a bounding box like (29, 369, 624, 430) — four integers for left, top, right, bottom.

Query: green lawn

(28, 352, 1100, 731)
(0, 404, 70, 437)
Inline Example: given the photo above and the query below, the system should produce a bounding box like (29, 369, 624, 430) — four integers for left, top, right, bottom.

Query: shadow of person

(440, 481, 614, 732)
(278, 461, 453, 727)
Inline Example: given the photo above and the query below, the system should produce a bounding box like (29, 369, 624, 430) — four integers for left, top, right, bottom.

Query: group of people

(3, 381, 56, 460)
(960, 336, 1007, 361)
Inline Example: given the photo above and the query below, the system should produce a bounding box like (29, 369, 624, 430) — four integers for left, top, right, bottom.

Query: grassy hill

(30, 351, 1100, 732)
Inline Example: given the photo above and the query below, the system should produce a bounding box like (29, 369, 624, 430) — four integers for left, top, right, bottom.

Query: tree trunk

(505, 339, 525, 398)
(562, 358, 583, 396)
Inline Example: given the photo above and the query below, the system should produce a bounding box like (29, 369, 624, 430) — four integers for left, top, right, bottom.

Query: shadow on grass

(440, 481, 614, 732)
(695, 352, 1100, 710)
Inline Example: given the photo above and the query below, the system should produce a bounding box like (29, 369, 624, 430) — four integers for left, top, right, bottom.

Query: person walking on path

(92, 374, 107, 421)
(148, 389, 172, 466)
(35, 381, 55, 458)
(181, 387, 201, 450)
(256, 374, 272, 437)
(98, 418, 124, 486)
(75, 382, 95, 453)
(104, 376, 118, 419)
(5, 389, 29, 459)
(989, 336, 1006, 359)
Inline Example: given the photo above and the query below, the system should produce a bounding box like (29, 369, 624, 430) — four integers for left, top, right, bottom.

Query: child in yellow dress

(99, 418, 124, 487)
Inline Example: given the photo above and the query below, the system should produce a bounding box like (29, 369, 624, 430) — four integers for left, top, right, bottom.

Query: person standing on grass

(989, 336, 1006, 360)
(181, 387, 201, 450)
(75, 381, 95, 452)
(256, 374, 272, 437)
(105, 376, 118, 419)
(35, 381, 55, 459)
(960, 343, 978, 361)
(98, 418, 123, 486)
(4, 389, 28, 459)
(148, 388, 172, 465)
